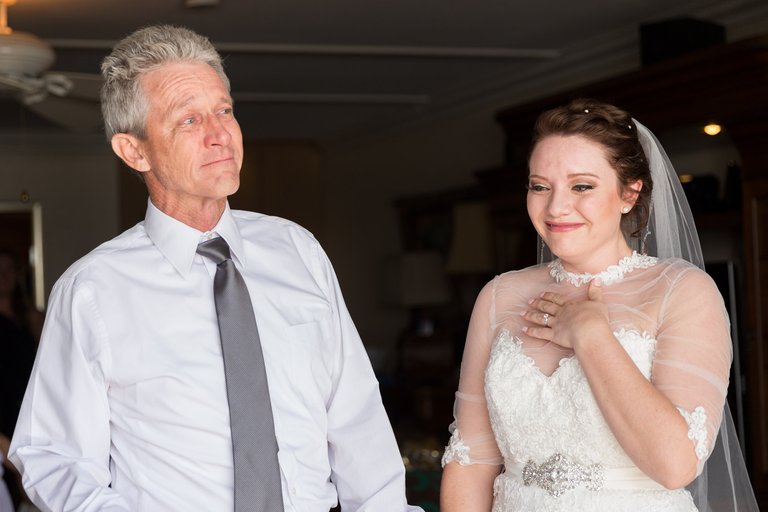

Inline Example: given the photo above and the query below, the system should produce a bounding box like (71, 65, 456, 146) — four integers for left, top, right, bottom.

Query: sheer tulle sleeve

(652, 264, 732, 473)
(442, 278, 503, 466)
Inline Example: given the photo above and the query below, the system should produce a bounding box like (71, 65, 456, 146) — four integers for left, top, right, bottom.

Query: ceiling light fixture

(703, 123, 722, 136)
(0, 0, 55, 76)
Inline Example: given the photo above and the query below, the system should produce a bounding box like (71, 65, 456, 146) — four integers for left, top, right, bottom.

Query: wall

(324, 106, 506, 367)
(0, 105, 747, 371)
(0, 117, 505, 370)
(320, 84, 750, 369)
(0, 114, 497, 373)
(236, 140, 326, 241)
(116, 140, 327, 238)
(0, 33, 757, 365)
(0, 135, 327, 318)
(0, 133, 119, 304)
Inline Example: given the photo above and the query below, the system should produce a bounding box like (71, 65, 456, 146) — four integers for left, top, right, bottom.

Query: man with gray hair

(10, 25, 419, 512)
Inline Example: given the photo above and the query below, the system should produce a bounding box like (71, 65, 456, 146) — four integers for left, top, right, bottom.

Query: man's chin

(222, 177, 241, 198)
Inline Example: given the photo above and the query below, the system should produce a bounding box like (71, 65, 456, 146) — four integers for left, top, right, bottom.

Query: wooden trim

(744, 179, 768, 499)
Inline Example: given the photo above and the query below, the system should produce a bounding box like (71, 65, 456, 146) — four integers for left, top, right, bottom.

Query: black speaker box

(640, 18, 725, 66)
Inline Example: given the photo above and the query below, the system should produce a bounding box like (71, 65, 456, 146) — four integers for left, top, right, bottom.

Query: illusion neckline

(548, 251, 658, 287)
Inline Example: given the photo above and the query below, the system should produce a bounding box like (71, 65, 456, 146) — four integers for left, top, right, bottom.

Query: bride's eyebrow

(568, 172, 600, 180)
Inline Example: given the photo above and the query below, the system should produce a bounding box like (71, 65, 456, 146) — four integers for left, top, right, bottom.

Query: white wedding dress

(443, 254, 732, 512)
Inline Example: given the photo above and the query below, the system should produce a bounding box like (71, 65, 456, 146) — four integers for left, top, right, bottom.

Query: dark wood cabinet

(493, 35, 768, 507)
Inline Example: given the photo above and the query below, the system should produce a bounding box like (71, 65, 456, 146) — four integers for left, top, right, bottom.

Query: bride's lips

(546, 222, 583, 232)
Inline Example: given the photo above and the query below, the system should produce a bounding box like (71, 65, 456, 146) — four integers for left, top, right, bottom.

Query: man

(10, 25, 419, 512)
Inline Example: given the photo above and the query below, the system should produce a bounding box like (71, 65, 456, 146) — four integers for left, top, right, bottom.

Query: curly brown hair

(530, 98, 652, 241)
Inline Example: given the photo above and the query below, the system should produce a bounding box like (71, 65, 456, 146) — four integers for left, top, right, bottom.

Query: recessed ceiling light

(703, 123, 722, 136)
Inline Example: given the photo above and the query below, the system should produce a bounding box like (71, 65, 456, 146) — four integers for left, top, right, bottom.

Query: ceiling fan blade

(24, 94, 102, 133)
(45, 71, 102, 101)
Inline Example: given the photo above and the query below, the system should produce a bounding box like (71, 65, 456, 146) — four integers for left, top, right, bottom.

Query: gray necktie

(197, 237, 284, 511)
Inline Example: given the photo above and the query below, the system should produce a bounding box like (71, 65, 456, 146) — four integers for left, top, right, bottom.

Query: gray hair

(100, 25, 230, 140)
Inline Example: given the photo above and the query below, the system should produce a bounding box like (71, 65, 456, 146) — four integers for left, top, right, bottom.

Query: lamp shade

(382, 250, 451, 307)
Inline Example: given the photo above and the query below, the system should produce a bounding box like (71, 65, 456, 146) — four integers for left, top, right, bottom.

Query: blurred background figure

(0, 249, 40, 512)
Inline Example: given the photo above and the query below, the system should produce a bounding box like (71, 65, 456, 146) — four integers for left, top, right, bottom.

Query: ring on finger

(543, 313, 550, 327)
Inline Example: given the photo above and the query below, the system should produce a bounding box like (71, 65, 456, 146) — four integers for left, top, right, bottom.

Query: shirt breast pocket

(271, 321, 335, 507)
(274, 320, 334, 416)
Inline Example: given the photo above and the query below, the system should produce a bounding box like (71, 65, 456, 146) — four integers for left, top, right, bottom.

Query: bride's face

(527, 134, 637, 272)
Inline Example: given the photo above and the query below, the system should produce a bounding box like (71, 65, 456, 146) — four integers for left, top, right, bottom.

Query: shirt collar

(144, 200, 246, 278)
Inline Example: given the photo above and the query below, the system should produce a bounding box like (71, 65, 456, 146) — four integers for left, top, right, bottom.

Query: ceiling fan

(0, 0, 102, 132)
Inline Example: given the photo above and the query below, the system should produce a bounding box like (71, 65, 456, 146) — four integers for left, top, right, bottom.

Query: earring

(621, 206, 631, 214)
(538, 237, 549, 264)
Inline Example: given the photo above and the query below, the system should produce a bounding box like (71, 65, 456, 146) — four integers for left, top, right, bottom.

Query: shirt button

(291, 487, 297, 495)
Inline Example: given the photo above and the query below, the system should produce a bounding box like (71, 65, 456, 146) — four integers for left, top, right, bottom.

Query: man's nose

(204, 116, 232, 146)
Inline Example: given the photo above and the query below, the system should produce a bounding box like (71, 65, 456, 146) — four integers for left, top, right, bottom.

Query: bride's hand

(522, 279, 611, 350)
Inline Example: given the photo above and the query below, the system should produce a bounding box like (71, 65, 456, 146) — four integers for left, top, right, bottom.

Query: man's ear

(111, 134, 151, 174)
(622, 179, 643, 205)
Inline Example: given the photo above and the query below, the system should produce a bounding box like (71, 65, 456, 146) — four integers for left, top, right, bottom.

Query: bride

(440, 99, 758, 511)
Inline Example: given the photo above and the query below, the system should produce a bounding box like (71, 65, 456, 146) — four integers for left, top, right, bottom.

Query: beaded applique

(549, 251, 657, 287)
(522, 453, 604, 497)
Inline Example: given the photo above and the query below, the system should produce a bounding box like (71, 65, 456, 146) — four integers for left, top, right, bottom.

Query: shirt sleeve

(442, 279, 503, 466)
(652, 266, 732, 474)
(314, 244, 422, 512)
(9, 276, 131, 512)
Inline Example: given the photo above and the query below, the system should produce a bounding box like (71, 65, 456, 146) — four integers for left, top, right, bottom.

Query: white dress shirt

(11, 201, 419, 512)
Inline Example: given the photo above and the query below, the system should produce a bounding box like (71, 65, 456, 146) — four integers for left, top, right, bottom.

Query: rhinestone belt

(522, 453, 605, 497)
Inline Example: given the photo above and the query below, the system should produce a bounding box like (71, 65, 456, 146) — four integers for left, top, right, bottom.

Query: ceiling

(2, 0, 767, 142)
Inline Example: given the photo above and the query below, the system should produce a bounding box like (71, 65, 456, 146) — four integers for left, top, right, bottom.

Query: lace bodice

(485, 328, 655, 467)
(474, 327, 698, 511)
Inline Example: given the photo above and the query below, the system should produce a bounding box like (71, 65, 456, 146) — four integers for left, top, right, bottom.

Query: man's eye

(181, 117, 195, 125)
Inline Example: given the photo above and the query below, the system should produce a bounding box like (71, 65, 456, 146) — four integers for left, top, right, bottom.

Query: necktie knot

(197, 237, 231, 265)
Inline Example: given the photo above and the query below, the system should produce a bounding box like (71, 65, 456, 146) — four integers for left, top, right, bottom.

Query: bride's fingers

(538, 291, 565, 306)
(528, 297, 560, 316)
(521, 323, 553, 341)
(520, 309, 554, 328)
